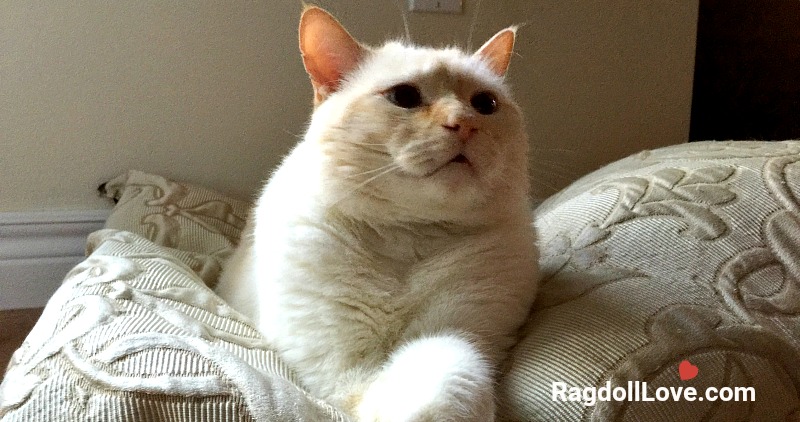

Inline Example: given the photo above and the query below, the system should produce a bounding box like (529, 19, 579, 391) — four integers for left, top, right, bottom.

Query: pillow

(499, 141, 800, 421)
(100, 170, 252, 287)
(1, 171, 347, 421)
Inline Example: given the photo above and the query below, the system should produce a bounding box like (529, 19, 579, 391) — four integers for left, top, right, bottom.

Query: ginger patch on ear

(299, 6, 367, 104)
(474, 27, 517, 77)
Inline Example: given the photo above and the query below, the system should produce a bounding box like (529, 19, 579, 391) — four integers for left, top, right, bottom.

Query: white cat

(216, 6, 539, 421)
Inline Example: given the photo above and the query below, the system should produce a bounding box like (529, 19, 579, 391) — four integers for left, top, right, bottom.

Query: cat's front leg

(355, 333, 495, 422)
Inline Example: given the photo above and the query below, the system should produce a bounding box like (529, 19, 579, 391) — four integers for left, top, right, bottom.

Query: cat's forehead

(355, 41, 508, 93)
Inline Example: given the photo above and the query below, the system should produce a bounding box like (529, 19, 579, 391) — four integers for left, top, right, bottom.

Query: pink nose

(443, 122, 477, 142)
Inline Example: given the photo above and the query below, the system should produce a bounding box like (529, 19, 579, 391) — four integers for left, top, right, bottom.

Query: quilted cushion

(500, 141, 800, 421)
(1, 171, 347, 421)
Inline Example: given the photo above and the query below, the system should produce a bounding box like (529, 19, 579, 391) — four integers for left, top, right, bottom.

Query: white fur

(216, 40, 539, 421)
(356, 334, 495, 422)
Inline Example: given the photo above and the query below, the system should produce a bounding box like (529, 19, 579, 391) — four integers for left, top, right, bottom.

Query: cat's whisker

(530, 181, 564, 197)
(516, 20, 534, 32)
(348, 141, 387, 147)
(344, 163, 401, 180)
(480, 131, 578, 181)
(332, 164, 401, 207)
(529, 168, 570, 194)
(530, 146, 578, 155)
(531, 158, 582, 179)
(482, 134, 511, 162)
(239, 230, 256, 243)
(384, 0, 412, 43)
(533, 157, 580, 170)
(402, 140, 441, 158)
(391, 0, 412, 43)
(466, 0, 484, 51)
(532, 163, 581, 185)
(282, 129, 305, 141)
(533, 165, 579, 181)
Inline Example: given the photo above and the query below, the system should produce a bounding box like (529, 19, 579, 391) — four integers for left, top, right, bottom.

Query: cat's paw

(356, 334, 495, 422)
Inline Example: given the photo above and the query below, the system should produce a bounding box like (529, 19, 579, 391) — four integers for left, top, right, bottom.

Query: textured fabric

(0, 229, 346, 421)
(1, 171, 346, 421)
(3, 141, 800, 421)
(500, 141, 800, 421)
(101, 170, 252, 288)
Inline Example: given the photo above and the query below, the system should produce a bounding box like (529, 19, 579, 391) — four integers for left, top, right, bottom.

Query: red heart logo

(679, 360, 698, 381)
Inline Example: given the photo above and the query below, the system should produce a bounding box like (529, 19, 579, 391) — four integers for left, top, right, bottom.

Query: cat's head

(299, 6, 529, 225)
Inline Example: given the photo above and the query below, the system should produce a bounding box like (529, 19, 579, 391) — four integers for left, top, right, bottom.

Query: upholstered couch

(1, 141, 799, 421)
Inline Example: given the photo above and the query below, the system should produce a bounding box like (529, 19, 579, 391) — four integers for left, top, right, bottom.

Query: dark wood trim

(0, 307, 44, 376)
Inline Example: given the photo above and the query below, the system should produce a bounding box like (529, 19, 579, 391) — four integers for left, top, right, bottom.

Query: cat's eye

(471, 91, 498, 115)
(385, 84, 423, 109)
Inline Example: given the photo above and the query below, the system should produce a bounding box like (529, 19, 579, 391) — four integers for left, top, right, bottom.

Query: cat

(216, 6, 539, 421)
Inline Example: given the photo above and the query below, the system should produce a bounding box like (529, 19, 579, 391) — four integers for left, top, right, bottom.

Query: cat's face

(299, 7, 529, 224)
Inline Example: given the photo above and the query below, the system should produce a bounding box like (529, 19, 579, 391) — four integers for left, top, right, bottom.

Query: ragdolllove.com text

(552, 381, 755, 407)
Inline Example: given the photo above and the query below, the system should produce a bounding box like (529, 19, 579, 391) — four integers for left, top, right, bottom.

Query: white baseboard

(0, 210, 110, 310)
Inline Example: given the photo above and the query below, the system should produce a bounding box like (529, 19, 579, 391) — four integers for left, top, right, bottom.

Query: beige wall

(0, 1, 698, 212)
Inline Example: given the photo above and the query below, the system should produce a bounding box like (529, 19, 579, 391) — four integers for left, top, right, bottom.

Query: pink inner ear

(475, 28, 516, 76)
(299, 7, 364, 97)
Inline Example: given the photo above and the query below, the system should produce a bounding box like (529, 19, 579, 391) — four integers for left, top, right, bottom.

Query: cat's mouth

(426, 153, 473, 177)
(410, 152, 474, 178)
(450, 154, 469, 164)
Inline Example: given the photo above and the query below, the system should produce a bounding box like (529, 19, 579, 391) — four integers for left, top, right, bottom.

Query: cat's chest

(346, 227, 441, 283)
(277, 213, 480, 300)
(315, 220, 464, 291)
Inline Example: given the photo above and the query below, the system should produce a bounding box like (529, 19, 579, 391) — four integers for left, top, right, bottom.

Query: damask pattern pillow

(500, 141, 800, 421)
(0, 229, 347, 421)
(100, 170, 252, 287)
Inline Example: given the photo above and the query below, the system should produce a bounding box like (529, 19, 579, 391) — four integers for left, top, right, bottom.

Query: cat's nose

(443, 122, 477, 142)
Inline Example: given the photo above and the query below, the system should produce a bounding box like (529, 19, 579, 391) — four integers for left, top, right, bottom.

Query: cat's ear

(299, 6, 367, 105)
(474, 27, 517, 77)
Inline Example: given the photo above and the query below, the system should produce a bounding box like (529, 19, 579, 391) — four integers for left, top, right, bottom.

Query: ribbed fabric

(4, 142, 800, 421)
(500, 141, 800, 421)
(1, 225, 345, 421)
